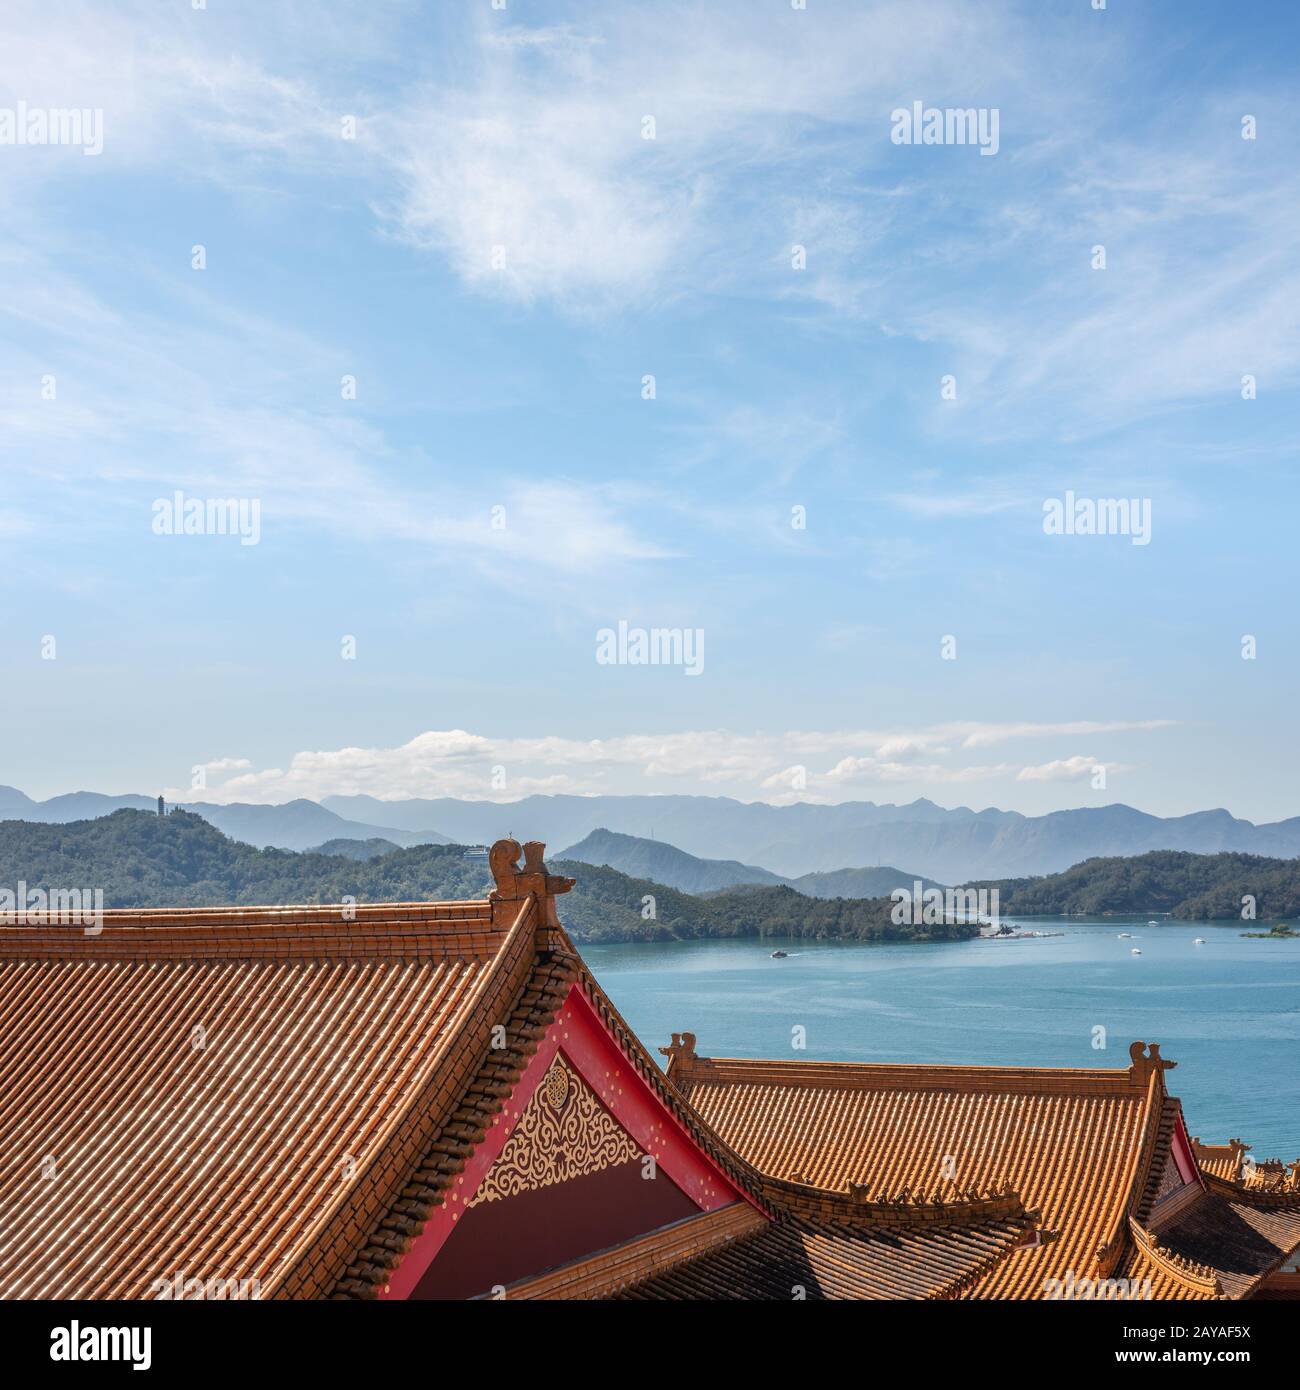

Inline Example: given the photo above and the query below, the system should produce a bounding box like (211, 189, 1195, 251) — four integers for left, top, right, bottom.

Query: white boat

(1193, 938, 1206, 945)
(1117, 933, 1131, 939)
(1147, 920, 1159, 928)
(1130, 947, 1142, 955)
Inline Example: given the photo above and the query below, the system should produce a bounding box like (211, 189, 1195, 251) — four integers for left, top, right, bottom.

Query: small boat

(1117, 933, 1131, 939)
(1130, 947, 1142, 955)
(1147, 920, 1159, 928)
(1193, 938, 1206, 945)
(770, 949, 788, 959)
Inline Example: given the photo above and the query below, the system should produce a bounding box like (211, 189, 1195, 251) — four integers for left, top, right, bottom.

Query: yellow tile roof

(669, 1050, 1165, 1298)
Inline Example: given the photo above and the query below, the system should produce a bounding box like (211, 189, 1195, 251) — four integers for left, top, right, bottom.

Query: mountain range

(3, 785, 1299, 881)
(0, 786, 448, 853)
(559, 828, 939, 898)
(321, 793, 1300, 880)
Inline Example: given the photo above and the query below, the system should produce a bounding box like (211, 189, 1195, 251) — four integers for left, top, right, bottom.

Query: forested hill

(0, 809, 973, 945)
(970, 850, 1300, 920)
(548, 859, 972, 943)
(0, 810, 493, 906)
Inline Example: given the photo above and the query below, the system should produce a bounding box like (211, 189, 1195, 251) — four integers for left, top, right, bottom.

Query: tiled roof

(1163, 1194, 1300, 1297)
(4, 840, 1292, 1304)
(501, 1203, 769, 1299)
(0, 840, 781, 1305)
(665, 1047, 1169, 1299)
(332, 845, 1045, 1301)
(1190, 1138, 1250, 1185)
(619, 1210, 1030, 1300)
(1124, 1189, 1300, 1299)
(0, 899, 533, 1299)
(331, 953, 577, 1297)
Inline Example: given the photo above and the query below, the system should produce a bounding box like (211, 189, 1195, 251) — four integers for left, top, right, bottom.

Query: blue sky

(2, 0, 1298, 819)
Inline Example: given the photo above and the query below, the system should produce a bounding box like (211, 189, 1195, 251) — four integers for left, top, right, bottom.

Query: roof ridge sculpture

(488, 837, 574, 928)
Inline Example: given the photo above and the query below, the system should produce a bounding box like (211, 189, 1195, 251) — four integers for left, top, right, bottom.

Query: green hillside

(0, 810, 493, 906)
(970, 849, 1300, 920)
(0, 809, 972, 945)
(550, 859, 971, 943)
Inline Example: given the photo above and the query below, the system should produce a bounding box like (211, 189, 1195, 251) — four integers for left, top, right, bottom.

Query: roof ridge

(269, 894, 540, 1298)
(1132, 1094, 1184, 1226)
(497, 1203, 768, 1301)
(1095, 1070, 1168, 1278)
(86, 899, 489, 917)
(1128, 1214, 1224, 1297)
(570, 972, 780, 1212)
(668, 1053, 1141, 1095)
(1203, 1170, 1300, 1207)
(763, 1173, 1037, 1233)
(332, 948, 579, 1298)
(0, 908, 500, 961)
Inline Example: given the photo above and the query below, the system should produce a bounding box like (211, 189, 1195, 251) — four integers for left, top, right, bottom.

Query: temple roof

(617, 1209, 1031, 1301)
(0, 839, 1293, 1302)
(1139, 1191, 1300, 1299)
(0, 898, 528, 1298)
(663, 1041, 1201, 1299)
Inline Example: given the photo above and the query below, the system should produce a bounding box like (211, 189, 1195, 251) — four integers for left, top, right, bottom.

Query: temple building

(0, 839, 1295, 1301)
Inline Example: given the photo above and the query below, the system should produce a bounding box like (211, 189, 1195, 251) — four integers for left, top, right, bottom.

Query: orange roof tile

(666, 1047, 1169, 1298)
(619, 1209, 1030, 1300)
(0, 898, 532, 1299)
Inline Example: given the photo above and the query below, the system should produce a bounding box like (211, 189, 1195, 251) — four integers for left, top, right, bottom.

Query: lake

(582, 914, 1300, 1158)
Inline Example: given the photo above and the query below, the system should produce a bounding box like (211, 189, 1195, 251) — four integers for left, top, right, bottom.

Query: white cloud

(365, 0, 1028, 311)
(953, 721, 1171, 750)
(0, 244, 669, 585)
(6, 1, 1289, 452)
(194, 757, 253, 774)
(887, 489, 1028, 519)
(1016, 754, 1129, 783)
(167, 719, 1173, 804)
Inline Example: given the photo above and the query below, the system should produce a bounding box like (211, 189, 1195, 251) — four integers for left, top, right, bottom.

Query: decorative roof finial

(487, 837, 574, 928)
(658, 1031, 698, 1065)
(658, 1033, 698, 1089)
(1128, 1040, 1177, 1086)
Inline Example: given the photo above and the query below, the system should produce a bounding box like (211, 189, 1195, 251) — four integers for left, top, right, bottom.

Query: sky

(1, 0, 1298, 820)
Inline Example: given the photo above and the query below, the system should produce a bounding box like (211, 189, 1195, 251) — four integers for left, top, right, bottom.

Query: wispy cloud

(1016, 755, 1128, 783)
(169, 719, 1175, 804)
(0, 239, 669, 587)
(364, 0, 1028, 312)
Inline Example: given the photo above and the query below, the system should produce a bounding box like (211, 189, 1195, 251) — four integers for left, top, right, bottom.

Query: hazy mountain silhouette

(560, 828, 939, 898)
(324, 793, 1300, 881)
(4, 785, 1299, 879)
(0, 786, 449, 853)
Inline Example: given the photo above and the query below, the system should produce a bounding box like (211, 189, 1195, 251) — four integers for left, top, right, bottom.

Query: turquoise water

(582, 915, 1300, 1158)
